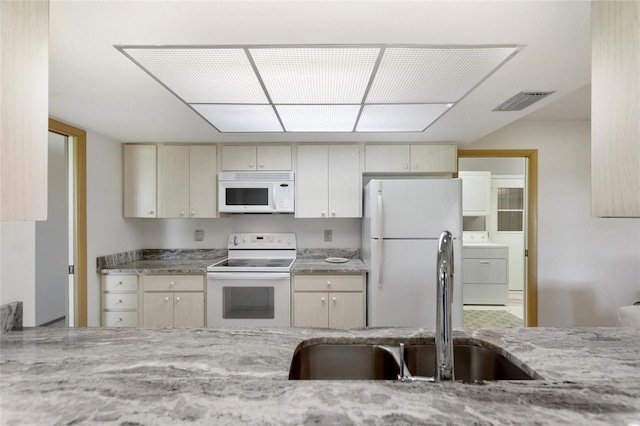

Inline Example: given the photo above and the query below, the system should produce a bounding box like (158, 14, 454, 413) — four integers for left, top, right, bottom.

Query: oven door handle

(207, 272, 291, 280)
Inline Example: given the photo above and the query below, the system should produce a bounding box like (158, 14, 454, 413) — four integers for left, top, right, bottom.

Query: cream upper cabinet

(591, 1, 640, 217)
(296, 145, 361, 218)
(459, 171, 491, 216)
(1, 1, 49, 220)
(124, 145, 157, 218)
(365, 144, 457, 174)
(158, 145, 217, 218)
(222, 145, 292, 171)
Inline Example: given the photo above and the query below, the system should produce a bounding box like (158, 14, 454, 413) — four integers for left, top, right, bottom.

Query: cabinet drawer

(103, 293, 139, 310)
(103, 311, 138, 327)
(462, 259, 507, 284)
(144, 274, 204, 291)
(463, 247, 508, 259)
(294, 274, 364, 292)
(103, 274, 138, 291)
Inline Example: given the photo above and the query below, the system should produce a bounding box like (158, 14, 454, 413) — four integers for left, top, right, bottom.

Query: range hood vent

(493, 91, 555, 111)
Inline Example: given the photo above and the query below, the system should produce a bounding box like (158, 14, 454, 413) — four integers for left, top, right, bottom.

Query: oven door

(206, 272, 291, 327)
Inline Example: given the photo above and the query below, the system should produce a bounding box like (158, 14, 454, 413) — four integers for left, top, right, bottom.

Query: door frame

(48, 119, 87, 327)
(457, 150, 538, 327)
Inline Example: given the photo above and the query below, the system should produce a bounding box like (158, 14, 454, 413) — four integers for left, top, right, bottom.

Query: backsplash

(96, 248, 228, 270)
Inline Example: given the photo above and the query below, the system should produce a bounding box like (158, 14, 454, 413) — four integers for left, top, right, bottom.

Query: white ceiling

(49, 0, 592, 146)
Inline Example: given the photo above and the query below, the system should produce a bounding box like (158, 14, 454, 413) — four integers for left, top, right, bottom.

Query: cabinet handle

(259, 163, 264, 168)
(480, 261, 490, 264)
(117, 281, 123, 286)
(249, 162, 254, 168)
(327, 281, 331, 287)
(180, 211, 185, 216)
(116, 317, 122, 322)
(331, 211, 335, 216)
(332, 297, 337, 302)
(321, 211, 326, 216)
(403, 164, 408, 170)
(170, 281, 175, 286)
(413, 164, 418, 169)
(164, 297, 170, 301)
(176, 296, 181, 302)
(148, 211, 154, 215)
(321, 297, 326, 302)
(117, 299, 123, 304)
(191, 211, 196, 216)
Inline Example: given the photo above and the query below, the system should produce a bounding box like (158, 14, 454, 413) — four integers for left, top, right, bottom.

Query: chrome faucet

(435, 230, 455, 381)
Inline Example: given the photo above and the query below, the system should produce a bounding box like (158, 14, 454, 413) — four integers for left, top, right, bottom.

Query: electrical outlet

(324, 229, 332, 242)
(194, 229, 204, 241)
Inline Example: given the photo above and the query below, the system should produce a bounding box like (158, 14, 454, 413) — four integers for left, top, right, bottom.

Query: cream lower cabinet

(292, 274, 365, 328)
(101, 274, 140, 327)
(143, 274, 205, 327)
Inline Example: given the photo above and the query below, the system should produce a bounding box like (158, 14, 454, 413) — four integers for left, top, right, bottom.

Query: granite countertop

(1, 327, 639, 425)
(291, 258, 367, 273)
(100, 258, 223, 274)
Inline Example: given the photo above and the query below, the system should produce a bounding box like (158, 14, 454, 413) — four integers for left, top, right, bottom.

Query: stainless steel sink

(403, 344, 535, 382)
(288, 344, 400, 380)
(288, 339, 539, 381)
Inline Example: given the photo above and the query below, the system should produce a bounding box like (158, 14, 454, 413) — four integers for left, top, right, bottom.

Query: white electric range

(206, 233, 296, 327)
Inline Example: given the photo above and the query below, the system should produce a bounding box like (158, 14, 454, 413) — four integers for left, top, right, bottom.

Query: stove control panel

(228, 233, 296, 249)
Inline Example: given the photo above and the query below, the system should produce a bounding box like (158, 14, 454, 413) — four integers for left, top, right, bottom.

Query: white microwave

(218, 172, 294, 213)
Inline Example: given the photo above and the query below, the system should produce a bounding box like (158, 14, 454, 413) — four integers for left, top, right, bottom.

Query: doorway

(458, 150, 538, 327)
(43, 119, 87, 327)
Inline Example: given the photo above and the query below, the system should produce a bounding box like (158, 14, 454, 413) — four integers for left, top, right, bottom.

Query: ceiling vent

(493, 91, 555, 111)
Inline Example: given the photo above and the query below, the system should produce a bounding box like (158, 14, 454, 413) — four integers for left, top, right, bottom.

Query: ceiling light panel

(356, 104, 451, 132)
(249, 47, 380, 104)
(122, 48, 268, 104)
(276, 105, 361, 132)
(366, 47, 518, 103)
(191, 104, 282, 132)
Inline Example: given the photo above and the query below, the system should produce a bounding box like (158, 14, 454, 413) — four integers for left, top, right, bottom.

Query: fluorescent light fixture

(191, 104, 282, 132)
(122, 48, 268, 103)
(276, 105, 361, 132)
(366, 47, 518, 103)
(250, 47, 380, 104)
(117, 44, 521, 132)
(356, 104, 451, 132)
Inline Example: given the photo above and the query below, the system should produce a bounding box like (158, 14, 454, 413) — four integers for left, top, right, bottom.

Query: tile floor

(463, 291, 524, 320)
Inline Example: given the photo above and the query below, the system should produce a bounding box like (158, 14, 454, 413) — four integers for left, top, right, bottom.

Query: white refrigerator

(362, 179, 463, 327)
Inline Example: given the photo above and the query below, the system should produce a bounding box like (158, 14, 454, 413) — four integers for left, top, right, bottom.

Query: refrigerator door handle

(377, 181, 384, 288)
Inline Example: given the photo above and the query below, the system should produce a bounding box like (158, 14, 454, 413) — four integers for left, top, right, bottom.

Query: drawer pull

(332, 297, 337, 302)
(327, 281, 331, 286)
(116, 317, 122, 322)
(176, 296, 181, 302)
(117, 299, 123, 304)
(165, 297, 170, 301)
(321, 297, 326, 302)
(170, 281, 175, 286)
(480, 261, 491, 264)
(117, 281, 123, 286)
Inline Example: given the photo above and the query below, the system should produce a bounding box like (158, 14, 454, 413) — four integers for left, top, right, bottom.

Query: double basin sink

(289, 337, 540, 382)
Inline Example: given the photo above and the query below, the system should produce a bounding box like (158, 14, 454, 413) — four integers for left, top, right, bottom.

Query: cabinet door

(459, 171, 491, 216)
(328, 145, 361, 217)
(189, 145, 217, 218)
(364, 145, 410, 172)
(293, 292, 329, 327)
(158, 145, 190, 218)
(296, 145, 329, 218)
(173, 292, 204, 327)
(124, 145, 157, 217)
(257, 145, 292, 170)
(143, 292, 174, 327)
(222, 145, 256, 170)
(410, 144, 457, 173)
(328, 292, 364, 328)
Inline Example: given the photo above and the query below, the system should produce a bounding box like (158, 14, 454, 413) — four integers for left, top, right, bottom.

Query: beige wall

(467, 119, 640, 326)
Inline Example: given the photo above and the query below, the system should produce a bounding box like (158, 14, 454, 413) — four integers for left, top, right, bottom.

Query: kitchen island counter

(1, 327, 639, 425)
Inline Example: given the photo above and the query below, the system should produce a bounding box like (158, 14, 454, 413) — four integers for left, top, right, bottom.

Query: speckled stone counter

(1, 327, 639, 425)
(100, 258, 221, 274)
(291, 258, 368, 273)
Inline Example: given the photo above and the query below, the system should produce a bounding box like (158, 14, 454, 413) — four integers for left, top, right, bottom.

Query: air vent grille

(493, 91, 555, 111)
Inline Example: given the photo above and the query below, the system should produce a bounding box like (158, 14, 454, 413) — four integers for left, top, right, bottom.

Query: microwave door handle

(377, 181, 384, 289)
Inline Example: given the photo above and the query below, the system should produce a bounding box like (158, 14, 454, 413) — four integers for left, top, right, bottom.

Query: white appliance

(362, 179, 463, 327)
(207, 233, 295, 327)
(218, 172, 294, 214)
